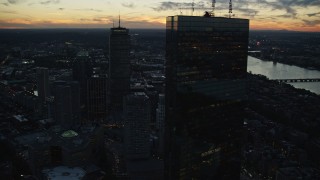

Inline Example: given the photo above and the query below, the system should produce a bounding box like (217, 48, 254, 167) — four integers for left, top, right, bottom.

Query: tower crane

(179, 0, 233, 18)
(179, 0, 214, 16)
(229, 0, 233, 18)
(211, 0, 216, 17)
(179, 0, 195, 16)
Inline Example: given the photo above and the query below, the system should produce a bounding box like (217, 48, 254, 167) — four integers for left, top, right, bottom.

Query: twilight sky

(0, 0, 320, 31)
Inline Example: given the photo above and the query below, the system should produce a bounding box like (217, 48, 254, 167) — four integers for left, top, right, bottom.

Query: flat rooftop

(167, 15, 249, 31)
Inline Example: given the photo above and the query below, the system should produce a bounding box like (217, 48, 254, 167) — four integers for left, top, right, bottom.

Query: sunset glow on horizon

(1, 0, 320, 32)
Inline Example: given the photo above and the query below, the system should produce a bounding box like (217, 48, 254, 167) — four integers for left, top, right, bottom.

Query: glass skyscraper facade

(165, 15, 249, 179)
(109, 27, 131, 110)
(87, 76, 108, 122)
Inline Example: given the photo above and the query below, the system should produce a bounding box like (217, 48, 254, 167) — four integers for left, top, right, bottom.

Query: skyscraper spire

(118, 14, 121, 28)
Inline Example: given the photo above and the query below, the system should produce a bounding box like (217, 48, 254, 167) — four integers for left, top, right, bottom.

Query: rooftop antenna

(229, 0, 233, 18)
(118, 13, 121, 28)
(113, 19, 115, 28)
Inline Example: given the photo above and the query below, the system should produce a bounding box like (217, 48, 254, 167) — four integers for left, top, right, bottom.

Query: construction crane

(229, 0, 233, 18)
(179, 0, 232, 18)
(211, 0, 216, 17)
(179, 0, 214, 16)
(179, 0, 195, 16)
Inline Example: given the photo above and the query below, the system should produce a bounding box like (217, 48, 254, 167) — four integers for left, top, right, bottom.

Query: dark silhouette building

(87, 75, 108, 122)
(72, 51, 92, 117)
(73, 51, 92, 83)
(165, 15, 249, 179)
(123, 92, 151, 160)
(52, 81, 80, 128)
(36, 67, 49, 102)
(108, 25, 131, 111)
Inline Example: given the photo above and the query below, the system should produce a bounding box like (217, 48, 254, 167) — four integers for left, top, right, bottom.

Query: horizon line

(0, 28, 319, 33)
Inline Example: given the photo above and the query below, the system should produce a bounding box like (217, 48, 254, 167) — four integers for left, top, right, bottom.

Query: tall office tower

(123, 92, 151, 160)
(36, 67, 49, 101)
(165, 15, 249, 179)
(73, 51, 92, 82)
(109, 25, 130, 111)
(73, 51, 92, 114)
(53, 81, 80, 128)
(87, 75, 108, 122)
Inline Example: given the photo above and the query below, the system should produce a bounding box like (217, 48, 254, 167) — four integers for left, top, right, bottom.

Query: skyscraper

(72, 51, 92, 116)
(123, 92, 151, 160)
(53, 81, 80, 128)
(109, 24, 131, 111)
(72, 51, 92, 84)
(87, 75, 108, 122)
(36, 67, 49, 102)
(165, 15, 249, 179)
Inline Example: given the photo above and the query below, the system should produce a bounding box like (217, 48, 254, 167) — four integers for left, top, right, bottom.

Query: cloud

(0, 10, 33, 18)
(152, 1, 194, 12)
(122, 2, 135, 8)
(92, 17, 112, 22)
(306, 12, 320, 17)
(7, 0, 26, 4)
(58, 8, 64, 11)
(217, 0, 320, 18)
(235, 8, 259, 18)
(277, 14, 297, 19)
(80, 16, 113, 23)
(7, 0, 21, 4)
(259, 0, 320, 18)
(93, 18, 106, 22)
(0, 18, 165, 29)
(40, 0, 60, 5)
(1, 10, 18, 14)
(75, 8, 103, 12)
(257, 0, 296, 18)
(285, 0, 320, 7)
(256, 0, 320, 8)
(303, 19, 320, 26)
(79, 18, 90, 22)
(1, 3, 9, 6)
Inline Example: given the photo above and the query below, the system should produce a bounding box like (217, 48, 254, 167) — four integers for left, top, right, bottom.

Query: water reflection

(247, 56, 320, 94)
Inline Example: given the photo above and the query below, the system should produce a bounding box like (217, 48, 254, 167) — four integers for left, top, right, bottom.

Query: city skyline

(0, 0, 319, 32)
(164, 15, 248, 179)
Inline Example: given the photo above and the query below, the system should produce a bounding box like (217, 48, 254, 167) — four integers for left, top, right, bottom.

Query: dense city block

(0, 27, 319, 179)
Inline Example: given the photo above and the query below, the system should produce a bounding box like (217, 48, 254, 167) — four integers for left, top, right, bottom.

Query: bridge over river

(248, 56, 320, 94)
(273, 78, 320, 83)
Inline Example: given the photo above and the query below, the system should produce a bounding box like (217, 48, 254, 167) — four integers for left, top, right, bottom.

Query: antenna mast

(229, 0, 233, 18)
(118, 14, 121, 27)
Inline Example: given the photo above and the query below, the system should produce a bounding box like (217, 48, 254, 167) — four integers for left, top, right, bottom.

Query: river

(247, 56, 320, 95)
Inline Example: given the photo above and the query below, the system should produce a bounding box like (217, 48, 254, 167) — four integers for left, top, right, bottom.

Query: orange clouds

(0, 16, 165, 29)
(250, 19, 320, 32)
(0, 11, 318, 31)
